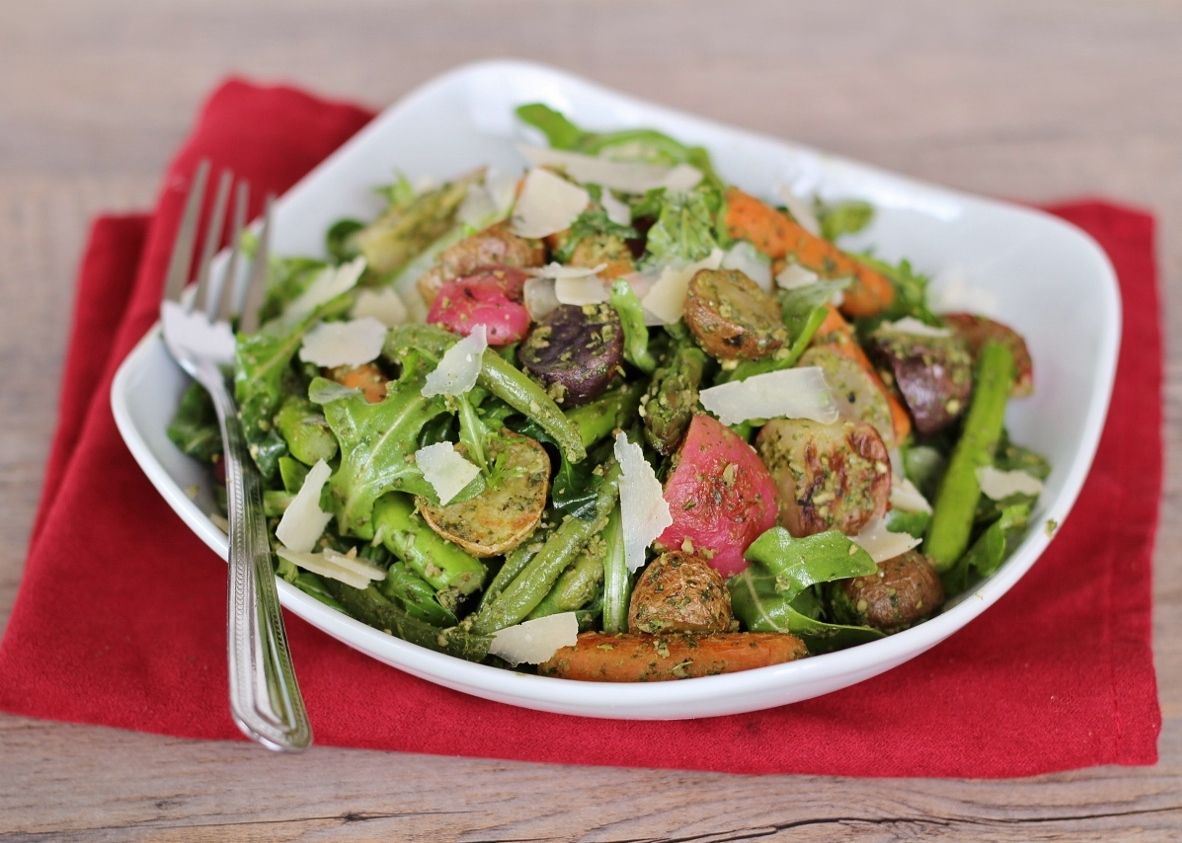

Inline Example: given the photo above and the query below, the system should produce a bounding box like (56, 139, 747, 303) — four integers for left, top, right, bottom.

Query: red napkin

(0, 79, 1161, 776)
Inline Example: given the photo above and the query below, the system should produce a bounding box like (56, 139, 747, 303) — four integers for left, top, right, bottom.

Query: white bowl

(111, 60, 1119, 720)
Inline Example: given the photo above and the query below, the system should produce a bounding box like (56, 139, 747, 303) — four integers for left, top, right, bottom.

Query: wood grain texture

(1, 0, 1180, 840)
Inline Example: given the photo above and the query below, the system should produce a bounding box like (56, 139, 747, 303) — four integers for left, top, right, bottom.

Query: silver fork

(161, 160, 312, 751)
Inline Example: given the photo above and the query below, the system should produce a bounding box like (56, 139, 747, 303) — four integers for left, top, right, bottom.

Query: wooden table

(2, 1, 1179, 839)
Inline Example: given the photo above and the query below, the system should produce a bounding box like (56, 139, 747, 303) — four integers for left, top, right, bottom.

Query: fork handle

(200, 362, 312, 751)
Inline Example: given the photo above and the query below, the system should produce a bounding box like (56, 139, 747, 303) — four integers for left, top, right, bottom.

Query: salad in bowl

(167, 103, 1048, 682)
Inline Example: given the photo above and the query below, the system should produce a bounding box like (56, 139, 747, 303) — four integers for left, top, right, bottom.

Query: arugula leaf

(257, 256, 327, 325)
(234, 321, 310, 479)
(167, 381, 221, 463)
(315, 375, 453, 539)
(942, 502, 1032, 594)
(728, 528, 884, 652)
(856, 255, 941, 326)
(641, 186, 723, 267)
(515, 103, 588, 149)
(609, 280, 656, 373)
(816, 199, 874, 241)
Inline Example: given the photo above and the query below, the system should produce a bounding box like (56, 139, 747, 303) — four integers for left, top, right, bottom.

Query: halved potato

(418, 429, 549, 557)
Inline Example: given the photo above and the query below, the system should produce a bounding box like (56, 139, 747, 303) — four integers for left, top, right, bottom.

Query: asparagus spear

(924, 341, 1016, 570)
(641, 344, 708, 455)
(275, 395, 338, 465)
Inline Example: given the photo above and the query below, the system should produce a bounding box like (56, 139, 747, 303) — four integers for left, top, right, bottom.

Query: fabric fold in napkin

(0, 78, 1162, 777)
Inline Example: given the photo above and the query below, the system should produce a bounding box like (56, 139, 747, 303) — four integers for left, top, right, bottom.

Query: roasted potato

(417, 221, 545, 304)
(628, 551, 734, 634)
(865, 325, 973, 436)
(830, 549, 944, 632)
(519, 303, 624, 405)
(799, 346, 895, 446)
(684, 268, 786, 361)
(755, 418, 891, 537)
(942, 312, 1033, 398)
(559, 232, 636, 280)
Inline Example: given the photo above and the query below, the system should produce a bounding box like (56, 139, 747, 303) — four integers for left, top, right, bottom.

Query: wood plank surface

(1, 1, 1180, 840)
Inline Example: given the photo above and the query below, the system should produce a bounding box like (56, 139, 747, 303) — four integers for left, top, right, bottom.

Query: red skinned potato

(427, 269, 532, 346)
(417, 221, 544, 304)
(656, 413, 778, 576)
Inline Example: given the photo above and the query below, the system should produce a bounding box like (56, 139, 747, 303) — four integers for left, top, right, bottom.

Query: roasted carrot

(538, 631, 807, 681)
(725, 187, 895, 317)
(331, 363, 388, 404)
(813, 306, 912, 443)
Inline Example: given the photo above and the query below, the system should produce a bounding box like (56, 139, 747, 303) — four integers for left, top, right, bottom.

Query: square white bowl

(111, 60, 1119, 720)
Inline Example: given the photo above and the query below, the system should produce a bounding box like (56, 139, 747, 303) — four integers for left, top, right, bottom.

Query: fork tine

(162, 160, 210, 304)
(191, 169, 233, 315)
(212, 182, 249, 321)
(236, 194, 273, 333)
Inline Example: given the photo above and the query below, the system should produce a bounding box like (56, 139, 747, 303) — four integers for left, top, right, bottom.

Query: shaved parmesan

(510, 168, 589, 238)
(929, 265, 999, 315)
(275, 546, 385, 590)
(890, 476, 932, 514)
(415, 442, 481, 506)
(881, 316, 952, 338)
(160, 301, 235, 365)
(523, 276, 560, 321)
(488, 612, 579, 666)
(852, 517, 922, 563)
(977, 466, 1045, 500)
(601, 189, 632, 226)
(457, 181, 497, 228)
(698, 367, 838, 426)
(640, 248, 724, 324)
(422, 325, 487, 397)
(555, 274, 610, 306)
(281, 257, 366, 327)
(614, 433, 673, 572)
(775, 262, 821, 290)
(298, 317, 387, 368)
(519, 144, 700, 194)
(721, 241, 772, 291)
(777, 185, 821, 237)
(529, 262, 606, 281)
(275, 459, 334, 553)
(351, 286, 408, 327)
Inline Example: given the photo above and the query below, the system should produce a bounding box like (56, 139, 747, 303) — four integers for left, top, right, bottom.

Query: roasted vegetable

(943, 312, 1034, 398)
(755, 419, 891, 538)
(519, 303, 624, 406)
(418, 429, 550, 557)
(830, 550, 944, 632)
(657, 413, 778, 575)
(866, 323, 973, 436)
(628, 551, 733, 633)
(427, 268, 532, 346)
(684, 268, 786, 360)
(330, 363, 387, 404)
(798, 346, 893, 445)
(415, 219, 544, 305)
(641, 344, 708, 455)
(371, 493, 487, 603)
(538, 631, 807, 681)
(275, 395, 338, 466)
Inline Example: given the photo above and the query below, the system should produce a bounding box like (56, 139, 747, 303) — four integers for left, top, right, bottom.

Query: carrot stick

(725, 188, 895, 317)
(538, 631, 807, 681)
(814, 306, 912, 443)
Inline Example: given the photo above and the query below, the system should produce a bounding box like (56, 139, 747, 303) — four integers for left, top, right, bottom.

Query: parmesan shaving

(977, 466, 1045, 500)
(275, 459, 334, 553)
(523, 276, 560, 321)
(519, 144, 699, 194)
(721, 241, 772, 291)
(351, 286, 408, 327)
(640, 248, 724, 324)
(298, 317, 387, 368)
(852, 517, 922, 563)
(275, 546, 385, 590)
(698, 367, 839, 426)
(775, 262, 821, 290)
(488, 612, 579, 666)
(614, 432, 673, 573)
(457, 181, 497, 228)
(555, 274, 610, 306)
(880, 316, 952, 338)
(890, 476, 932, 514)
(415, 442, 481, 506)
(776, 185, 821, 237)
(529, 262, 606, 281)
(601, 189, 632, 226)
(160, 300, 235, 365)
(422, 325, 487, 397)
(509, 168, 589, 238)
(281, 256, 366, 327)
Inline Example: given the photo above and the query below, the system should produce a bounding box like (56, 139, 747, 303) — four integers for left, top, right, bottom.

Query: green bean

(925, 341, 1015, 570)
(600, 505, 630, 632)
(275, 395, 339, 465)
(372, 494, 486, 601)
(642, 344, 707, 455)
(526, 535, 605, 619)
(467, 463, 620, 634)
(564, 381, 645, 448)
(479, 531, 547, 610)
